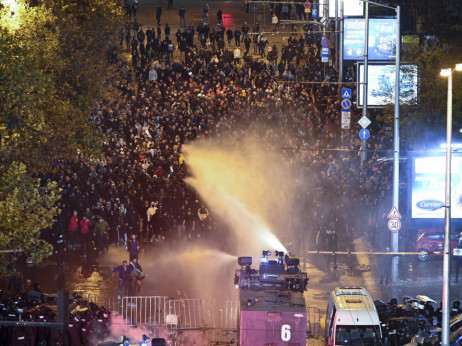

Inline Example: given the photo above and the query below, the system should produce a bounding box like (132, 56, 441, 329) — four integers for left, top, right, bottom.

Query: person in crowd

(132, 0, 138, 19)
(110, 261, 133, 299)
(217, 9, 223, 25)
(233, 46, 241, 64)
(68, 210, 79, 250)
(380, 247, 392, 286)
(272, 13, 278, 33)
(241, 22, 249, 41)
(233, 28, 241, 46)
(130, 257, 146, 294)
(178, 7, 186, 28)
(79, 216, 92, 252)
(164, 23, 170, 40)
(95, 215, 110, 253)
(156, 4, 162, 25)
(129, 233, 140, 260)
(55, 232, 66, 267)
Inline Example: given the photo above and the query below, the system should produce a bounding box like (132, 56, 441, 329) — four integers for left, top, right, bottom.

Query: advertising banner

(411, 156, 462, 219)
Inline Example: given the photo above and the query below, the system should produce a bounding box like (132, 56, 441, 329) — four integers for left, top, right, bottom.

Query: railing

(81, 294, 320, 340)
(121, 296, 170, 326)
(307, 307, 324, 339)
(220, 301, 239, 330)
(164, 299, 240, 330)
(80, 294, 120, 313)
(166, 299, 209, 329)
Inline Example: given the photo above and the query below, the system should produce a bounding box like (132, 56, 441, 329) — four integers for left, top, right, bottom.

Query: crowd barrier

(84, 294, 321, 338)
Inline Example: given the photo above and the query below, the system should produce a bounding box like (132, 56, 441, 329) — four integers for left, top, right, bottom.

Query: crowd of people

(39, 2, 403, 293)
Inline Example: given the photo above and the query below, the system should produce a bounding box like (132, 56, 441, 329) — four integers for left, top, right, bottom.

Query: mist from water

(98, 129, 312, 328)
(99, 243, 237, 302)
(182, 134, 307, 258)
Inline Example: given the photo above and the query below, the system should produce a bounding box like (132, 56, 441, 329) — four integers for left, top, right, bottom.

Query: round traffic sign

(321, 38, 329, 47)
(341, 99, 351, 109)
(359, 129, 370, 140)
(387, 218, 401, 232)
(304, 1, 311, 9)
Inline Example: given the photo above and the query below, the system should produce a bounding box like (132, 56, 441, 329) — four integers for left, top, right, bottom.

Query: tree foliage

(0, 0, 123, 172)
(377, 1, 462, 144)
(0, 162, 60, 270)
(0, 0, 124, 271)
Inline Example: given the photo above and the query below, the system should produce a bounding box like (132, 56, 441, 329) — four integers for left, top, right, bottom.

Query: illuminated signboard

(319, 0, 364, 17)
(357, 64, 418, 107)
(344, 18, 397, 60)
(410, 156, 462, 219)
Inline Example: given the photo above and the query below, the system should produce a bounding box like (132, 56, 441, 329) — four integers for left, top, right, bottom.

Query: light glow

(440, 68, 451, 77)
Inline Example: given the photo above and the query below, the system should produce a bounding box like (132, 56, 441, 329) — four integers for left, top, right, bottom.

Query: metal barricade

(166, 299, 212, 329)
(80, 294, 120, 313)
(220, 301, 239, 330)
(307, 307, 324, 339)
(121, 296, 169, 326)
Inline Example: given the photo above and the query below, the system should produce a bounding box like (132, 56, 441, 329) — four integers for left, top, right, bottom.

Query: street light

(440, 63, 462, 346)
(359, 0, 401, 283)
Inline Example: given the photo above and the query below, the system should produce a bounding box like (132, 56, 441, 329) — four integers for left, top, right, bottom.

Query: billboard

(319, 0, 364, 18)
(357, 64, 418, 107)
(344, 18, 397, 60)
(410, 156, 462, 219)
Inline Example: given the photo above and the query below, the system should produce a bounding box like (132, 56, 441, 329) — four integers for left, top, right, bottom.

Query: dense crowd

(40, 4, 401, 277)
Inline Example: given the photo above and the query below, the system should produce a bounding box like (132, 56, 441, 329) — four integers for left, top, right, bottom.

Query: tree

(0, 0, 123, 172)
(0, 162, 60, 272)
(0, 0, 124, 271)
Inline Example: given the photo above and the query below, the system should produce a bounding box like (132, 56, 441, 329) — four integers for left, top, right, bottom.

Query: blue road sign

(342, 88, 352, 99)
(341, 99, 351, 109)
(359, 129, 370, 140)
(321, 47, 329, 57)
(321, 38, 329, 47)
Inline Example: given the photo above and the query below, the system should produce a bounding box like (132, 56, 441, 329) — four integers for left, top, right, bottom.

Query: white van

(325, 287, 382, 345)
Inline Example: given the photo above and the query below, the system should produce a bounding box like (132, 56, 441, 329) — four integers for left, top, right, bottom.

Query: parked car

(414, 229, 460, 261)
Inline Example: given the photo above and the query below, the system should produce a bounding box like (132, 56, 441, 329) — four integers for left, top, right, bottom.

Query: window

(425, 233, 442, 240)
(335, 325, 380, 345)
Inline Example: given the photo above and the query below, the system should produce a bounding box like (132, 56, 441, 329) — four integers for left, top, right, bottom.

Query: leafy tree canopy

(0, 0, 123, 271)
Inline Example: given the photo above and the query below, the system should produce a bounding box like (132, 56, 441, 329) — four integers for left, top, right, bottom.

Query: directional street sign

(341, 99, 351, 109)
(387, 206, 401, 219)
(342, 89, 352, 99)
(388, 218, 401, 232)
(321, 46, 329, 63)
(341, 110, 351, 129)
(359, 129, 370, 140)
(358, 116, 371, 129)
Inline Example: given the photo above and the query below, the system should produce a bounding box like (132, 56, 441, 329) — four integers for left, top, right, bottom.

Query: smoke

(182, 133, 310, 258)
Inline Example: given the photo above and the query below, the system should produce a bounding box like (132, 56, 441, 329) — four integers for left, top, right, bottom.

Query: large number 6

(281, 324, 291, 341)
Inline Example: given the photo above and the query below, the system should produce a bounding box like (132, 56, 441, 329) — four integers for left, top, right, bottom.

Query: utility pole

(339, 0, 344, 95)
(361, 1, 369, 162)
(391, 5, 400, 283)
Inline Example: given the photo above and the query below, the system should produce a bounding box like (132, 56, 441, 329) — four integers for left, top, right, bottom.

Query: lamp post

(361, 1, 369, 162)
(360, 0, 401, 282)
(440, 63, 462, 346)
